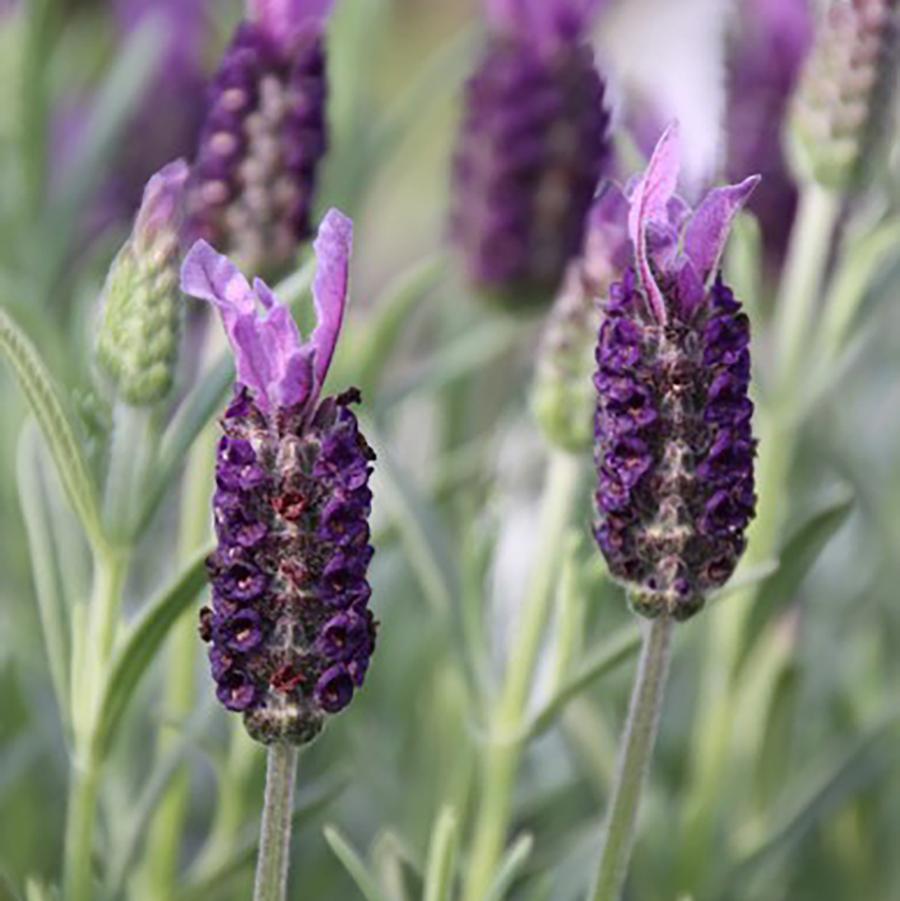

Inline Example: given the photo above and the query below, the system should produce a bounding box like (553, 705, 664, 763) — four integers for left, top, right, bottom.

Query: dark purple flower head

(185, 0, 334, 274)
(449, 0, 611, 309)
(593, 124, 759, 621)
(182, 209, 377, 745)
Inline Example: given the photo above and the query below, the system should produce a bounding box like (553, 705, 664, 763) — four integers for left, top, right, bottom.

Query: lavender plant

(3, 2, 900, 900)
(590, 122, 758, 899)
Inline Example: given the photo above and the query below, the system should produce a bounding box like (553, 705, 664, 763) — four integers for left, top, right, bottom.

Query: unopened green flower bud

(789, 0, 899, 189)
(96, 160, 188, 405)
(532, 185, 629, 452)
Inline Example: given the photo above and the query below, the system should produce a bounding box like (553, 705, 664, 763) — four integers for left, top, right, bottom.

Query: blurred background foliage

(1, 0, 900, 899)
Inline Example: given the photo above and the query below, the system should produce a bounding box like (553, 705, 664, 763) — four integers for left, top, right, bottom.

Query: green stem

(772, 183, 841, 394)
(103, 403, 154, 540)
(63, 756, 101, 901)
(253, 744, 299, 901)
(591, 616, 674, 901)
(64, 548, 128, 901)
(140, 425, 216, 896)
(462, 451, 581, 901)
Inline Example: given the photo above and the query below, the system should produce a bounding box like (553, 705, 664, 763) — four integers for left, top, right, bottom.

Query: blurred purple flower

(725, 0, 813, 269)
(449, 0, 611, 309)
(53, 0, 210, 229)
(183, 209, 377, 744)
(593, 124, 758, 620)
(184, 0, 335, 274)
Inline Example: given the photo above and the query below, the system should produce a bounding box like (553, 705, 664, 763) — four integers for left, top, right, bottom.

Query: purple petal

(310, 208, 354, 392)
(485, 0, 605, 49)
(251, 0, 334, 44)
(181, 240, 255, 335)
(133, 159, 188, 249)
(627, 122, 681, 323)
(230, 314, 277, 409)
(272, 347, 316, 409)
(683, 176, 761, 283)
(182, 241, 309, 412)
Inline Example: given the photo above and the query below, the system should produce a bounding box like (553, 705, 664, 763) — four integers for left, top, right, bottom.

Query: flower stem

(63, 755, 100, 901)
(772, 182, 841, 395)
(462, 451, 582, 901)
(64, 547, 129, 901)
(591, 615, 674, 901)
(253, 743, 299, 901)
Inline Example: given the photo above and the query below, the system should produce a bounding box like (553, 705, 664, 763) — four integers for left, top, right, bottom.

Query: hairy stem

(591, 616, 674, 901)
(462, 451, 582, 901)
(253, 744, 299, 901)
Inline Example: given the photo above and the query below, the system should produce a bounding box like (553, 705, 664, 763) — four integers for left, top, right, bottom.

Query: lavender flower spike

(593, 124, 759, 620)
(182, 209, 377, 745)
(450, 0, 610, 309)
(185, 0, 335, 274)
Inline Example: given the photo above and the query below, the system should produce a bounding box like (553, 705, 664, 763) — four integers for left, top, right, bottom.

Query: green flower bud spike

(533, 184, 629, 452)
(96, 160, 189, 405)
(789, 0, 899, 189)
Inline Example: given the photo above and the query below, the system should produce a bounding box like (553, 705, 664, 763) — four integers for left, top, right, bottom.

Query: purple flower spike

(450, 0, 611, 309)
(185, 0, 335, 272)
(188, 212, 376, 746)
(593, 127, 759, 621)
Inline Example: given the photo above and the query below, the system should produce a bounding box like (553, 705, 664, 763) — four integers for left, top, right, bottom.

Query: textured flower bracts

(182, 209, 376, 745)
(96, 160, 188, 405)
(186, 0, 334, 273)
(450, 0, 610, 308)
(593, 125, 759, 621)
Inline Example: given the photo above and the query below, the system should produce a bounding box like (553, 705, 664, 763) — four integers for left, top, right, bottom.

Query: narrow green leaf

(379, 318, 521, 410)
(422, 807, 458, 901)
(323, 825, 389, 901)
(93, 548, 211, 759)
(484, 833, 534, 901)
(728, 706, 900, 884)
(365, 421, 458, 613)
(528, 625, 640, 741)
(16, 424, 70, 725)
(735, 489, 854, 674)
(104, 704, 215, 898)
(528, 560, 778, 740)
(820, 217, 900, 361)
(352, 254, 446, 397)
(364, 25, 478, 176)
(0, 307, 106, 552)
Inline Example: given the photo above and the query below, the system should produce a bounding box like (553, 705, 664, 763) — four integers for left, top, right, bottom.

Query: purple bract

(182, 209, 376, 745)
(593, 124, 759, 620)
